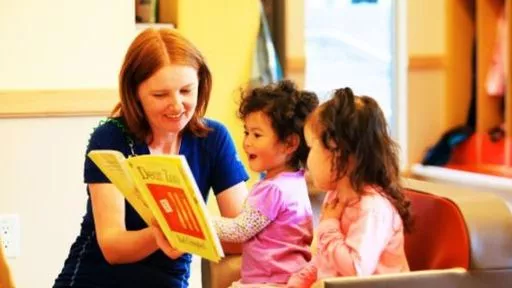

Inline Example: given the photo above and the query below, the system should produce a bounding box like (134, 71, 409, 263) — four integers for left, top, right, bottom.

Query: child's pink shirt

(288, 187, 409, 288)
(242, 170, 314, 284)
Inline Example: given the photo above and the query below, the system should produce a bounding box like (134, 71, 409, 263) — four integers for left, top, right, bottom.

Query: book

(87, 150, 224, 263)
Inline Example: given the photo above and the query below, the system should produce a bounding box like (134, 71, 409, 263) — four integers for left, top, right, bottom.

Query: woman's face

(137, 65, 199, 135)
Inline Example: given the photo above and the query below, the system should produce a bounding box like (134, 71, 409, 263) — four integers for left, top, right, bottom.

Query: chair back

(403, 188, 470, 271)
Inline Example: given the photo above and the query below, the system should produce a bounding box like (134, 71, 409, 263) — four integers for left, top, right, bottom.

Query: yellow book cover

(87, 150, 154, 225)
(87, 150, 224, 262)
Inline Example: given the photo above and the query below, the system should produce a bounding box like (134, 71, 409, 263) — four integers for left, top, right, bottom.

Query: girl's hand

(151, 222, 184, 260)
(320, 197, 345, 221)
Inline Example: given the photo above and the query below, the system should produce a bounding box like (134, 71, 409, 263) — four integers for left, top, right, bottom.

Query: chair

(403, 188, 470, 270)
(316, 178, 512, 288)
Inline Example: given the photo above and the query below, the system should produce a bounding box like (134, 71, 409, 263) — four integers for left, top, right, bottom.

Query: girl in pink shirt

(213, 80, 319, 287)
(288, 87, 412, 288)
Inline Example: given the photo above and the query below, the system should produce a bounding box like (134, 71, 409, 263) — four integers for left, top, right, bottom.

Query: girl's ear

(284, 134, 300, 154)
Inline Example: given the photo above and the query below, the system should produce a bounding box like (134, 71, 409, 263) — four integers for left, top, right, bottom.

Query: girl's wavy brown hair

(309, 87, 412, 232)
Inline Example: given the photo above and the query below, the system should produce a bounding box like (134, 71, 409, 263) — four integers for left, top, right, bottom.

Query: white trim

(135, 23, 175, 31)
(394, 0, 408, 170)
(411, 164, 512, 190)
(411, 164, 512, 210)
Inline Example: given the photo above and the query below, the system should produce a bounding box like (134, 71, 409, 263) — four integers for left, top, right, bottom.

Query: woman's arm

(216, 182, 248, 217)
(215, 182, 249, 253)
(90, 183, 159, 264)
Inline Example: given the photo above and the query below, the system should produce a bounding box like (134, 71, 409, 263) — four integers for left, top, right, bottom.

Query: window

(305, 0, 400, 134)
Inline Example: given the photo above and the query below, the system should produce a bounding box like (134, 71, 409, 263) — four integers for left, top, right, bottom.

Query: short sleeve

(246, 182, 283, 221)
(84, 120, 129, 183)
(208, 120, 249, 195)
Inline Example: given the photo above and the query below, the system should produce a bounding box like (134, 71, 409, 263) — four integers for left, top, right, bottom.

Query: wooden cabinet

(445, 0, 510, 137)
(412, 0, 512, 181)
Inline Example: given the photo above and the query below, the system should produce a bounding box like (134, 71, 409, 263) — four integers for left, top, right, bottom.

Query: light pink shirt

(242, 170, 314, 284)
(288, 187, 409, 288)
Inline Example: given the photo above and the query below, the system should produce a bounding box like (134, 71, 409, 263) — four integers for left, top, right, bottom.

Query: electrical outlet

(0, 214, 21, 258)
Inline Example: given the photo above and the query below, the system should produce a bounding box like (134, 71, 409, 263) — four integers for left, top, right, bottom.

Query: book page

(87, 150, 154, 225)
(126, 154, 224, 262)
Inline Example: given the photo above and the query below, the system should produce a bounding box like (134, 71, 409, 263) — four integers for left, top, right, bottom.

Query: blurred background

(1, 0, 511, 287)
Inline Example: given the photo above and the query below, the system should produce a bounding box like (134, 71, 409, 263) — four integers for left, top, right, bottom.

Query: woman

(53, 28, 249, 288)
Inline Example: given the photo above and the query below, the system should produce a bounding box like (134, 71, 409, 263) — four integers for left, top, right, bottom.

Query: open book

(87, 150, 224, 262)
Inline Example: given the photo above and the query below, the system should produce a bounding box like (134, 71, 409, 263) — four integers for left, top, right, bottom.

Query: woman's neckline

(147, 133, 183, 155)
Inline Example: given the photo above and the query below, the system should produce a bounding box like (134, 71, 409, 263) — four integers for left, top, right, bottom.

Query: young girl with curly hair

(288, 87, 412, 288)
(213, 80, 319, 287)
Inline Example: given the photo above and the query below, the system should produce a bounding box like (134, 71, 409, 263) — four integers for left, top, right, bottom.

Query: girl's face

(137, 65, 199, 137)
(304, 123, 337, 191)
(243, 111, 295, 179)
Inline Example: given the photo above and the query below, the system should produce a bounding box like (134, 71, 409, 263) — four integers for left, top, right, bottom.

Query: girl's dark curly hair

(309, 87, 412, 232)
(238, 80, 319, 170)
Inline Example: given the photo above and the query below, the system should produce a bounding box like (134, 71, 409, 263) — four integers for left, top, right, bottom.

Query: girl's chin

(312, 181, 331, 192)
(248, 164, 264, 174)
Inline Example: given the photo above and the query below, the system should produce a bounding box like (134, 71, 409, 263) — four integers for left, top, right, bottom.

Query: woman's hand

(151, 222, 184, 260)
(320, 197, 345, 221)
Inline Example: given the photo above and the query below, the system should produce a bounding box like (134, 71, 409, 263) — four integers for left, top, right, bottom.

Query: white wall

(0, 1, 202, 287)
(0, 0, 134, 89)
(0, 117, 102, 287)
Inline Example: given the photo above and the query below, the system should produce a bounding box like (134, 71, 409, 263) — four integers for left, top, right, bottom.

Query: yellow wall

(407, 0, 446, 56)
(177, 0, 261, 186)
(0, 1, 260, 287)
(284, 0, 306, 87)
(407, 0, 447, 165)
(284, 0, 305, 61)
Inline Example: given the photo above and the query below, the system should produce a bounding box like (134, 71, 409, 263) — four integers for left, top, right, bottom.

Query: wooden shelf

(506, 0, 512, 150)
(413, 0, 512, 183)
(476, 0, 505, 133)
(445, 0, 510, 155)
(408, 55, 445, 70)
(444, 0, 475, 130)
(442, 0, 510, 134)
